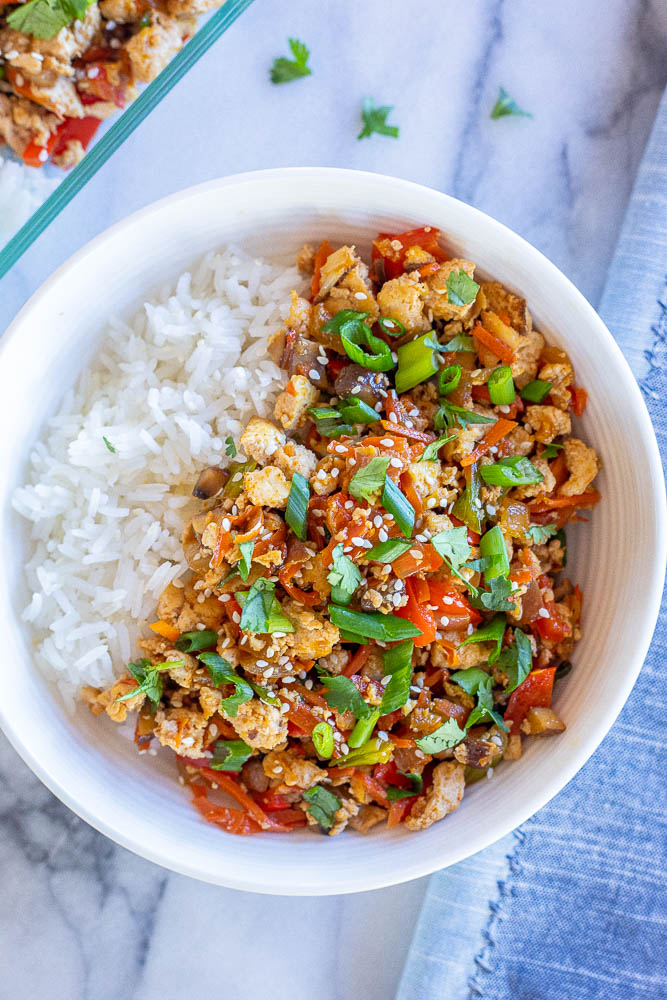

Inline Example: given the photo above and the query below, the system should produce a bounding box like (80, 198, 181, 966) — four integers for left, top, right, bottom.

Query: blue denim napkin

(398, 89, 667, 1000)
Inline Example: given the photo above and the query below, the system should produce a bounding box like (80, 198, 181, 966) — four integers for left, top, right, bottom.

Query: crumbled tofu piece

(424, 259, 478, 322)
(125, 14, 184, 84)
(274, 440, 318, 480)
(512, 328, 545, 388)
(538, 362, 574, 411)
(404, 761, 465, 831)
(263, 748, 323, 789)
(559, 437, 599, 496)
(240, 416, 286, 465)
(377, 272, 429, 333)
(514, 455, 555, 500)
(479, 281, 532, 335)
(243, 466, 290, 508)
(284, 600, 340, 659)
(274, 374, 320, 431)
(154, 707, 208, 757)
(521, 706, 566, 735)
(228, 699, 288, 751)
(525, 405, 571, 444)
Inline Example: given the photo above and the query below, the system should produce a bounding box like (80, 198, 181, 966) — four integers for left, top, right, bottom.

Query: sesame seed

(435, 631, 443, 640)
(256, 658, 268, 668)
(374, 515, 383, 528)
(498, 405, 510, 414)
(317, 469, 327, 480)
(222, 517, 231, 531)
(387, 411, 398, 423)
(381, 674, 392, 685)
(467, 624, 474, 636)
(380, 437, 395, 447)
(375, 401, 383, 412)
(305, 678, 313, 690)
(345, 500, 354, 509)
(351, 535, 366, 546)
(349, 458, 357, 466)
(220, 637, 231, 648)
(196, 593, 205, 604)
(378, 528, 388, 542)
(280, 702, 290, 714)
(440, 616, 450, 626)
(196, 622, 207, 631)
(273, 631, 286, 639)
(355, 291, 368, 300)
(335, 444, 347, 454)
(377, 731, 389, 742)
(220, 593, 231, 602)
(264, 667, 274, 677)
(240, 635, 248, 645)
(232, 472, 242, 482)
(309, 369, 320, 380)
(343, 544, 354, 553)
(389, 457, 402, 469)
(350, 385, 362, 395)
(442, 596, 453, 605)
(232, 611, 241, 623)
(538, 608, 550, 618)
(341, 743, 350, 755)
(487, 504, 497, 516)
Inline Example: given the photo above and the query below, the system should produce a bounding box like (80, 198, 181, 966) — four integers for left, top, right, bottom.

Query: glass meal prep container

(0, 0, 253, 279)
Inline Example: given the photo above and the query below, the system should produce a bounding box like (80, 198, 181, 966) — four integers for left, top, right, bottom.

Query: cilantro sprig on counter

(270, 38, 312, 84)
(490, 87, 533, 120)
(358, 98, 400, 140)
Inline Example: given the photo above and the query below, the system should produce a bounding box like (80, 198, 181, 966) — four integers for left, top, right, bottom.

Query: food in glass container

(0, 0, 223, 168)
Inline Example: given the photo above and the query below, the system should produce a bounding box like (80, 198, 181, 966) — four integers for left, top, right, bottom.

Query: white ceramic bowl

(0, 169, 664, 895)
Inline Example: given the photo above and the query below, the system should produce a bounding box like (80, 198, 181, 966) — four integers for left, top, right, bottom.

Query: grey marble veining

(1, 1, 666, 998)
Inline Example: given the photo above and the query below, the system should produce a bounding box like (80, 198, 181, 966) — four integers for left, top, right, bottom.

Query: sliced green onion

(223, 459, 256, 499)
(341, 323, 394, 371)
(439, 364, 462, 396)
(451, 465, 483, 533)
(285, 472, 310, 541)
(329, 605, 422, 642)
(458, 615, 506, 665)
(395, 332, 440, 393)
(238, 540, 254, 581)
(521, 379, 552, 403)
(328, 738, 393, 767)
(210, 739, 253, 772)
(480, 525, 510, 581)
(174, 629, 218, 653)
(383, 639, 414, 674)
(378, 316, 405, 338)
(365, 538, 413, 563)
(480, 456, 544, 487)
(338, 396, 379, 424)
(380, 656, 413, 714)
(348, 709, 381, 749)
(312, 722, 335, 759)
(381, 475, 415, 537)
(418, 433, 456, 462)
(488, 366, 516, 405)
(339, 629, 369, 644)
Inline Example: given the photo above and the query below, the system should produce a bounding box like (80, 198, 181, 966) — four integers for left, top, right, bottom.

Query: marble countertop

(1, 1, 666, 997)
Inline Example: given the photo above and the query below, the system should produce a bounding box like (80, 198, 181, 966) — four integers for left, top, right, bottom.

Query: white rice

(0, 153, 59, 245)
(13, 246, 302, 706)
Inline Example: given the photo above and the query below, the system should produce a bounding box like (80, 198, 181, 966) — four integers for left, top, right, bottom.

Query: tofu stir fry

(83, 227, 601, 836)
(0, 0, 223, 168)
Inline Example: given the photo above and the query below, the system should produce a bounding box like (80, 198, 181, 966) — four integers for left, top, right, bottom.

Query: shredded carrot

(569, 385, 588, 417)
(549, 451, 569, 490)
(199, 769, 290, 832)
(461, 417, 517, 467)
(148, 620, 180, 642)
(529, 491, 600, 513)
(212, 527, 232, 568)
(343, 644, 371, 677)
(279, 562, 320, 606)
(379, 419, 433, 442)
(472, 322, 516, 364)
(387, 733, 416, 749)
(387, 798, 414, 828)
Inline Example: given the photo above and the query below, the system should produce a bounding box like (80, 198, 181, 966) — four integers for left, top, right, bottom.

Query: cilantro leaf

(327, 544, 362, 606)
(541, 442, 564, 459)
(303, 785, 341, 831)
(431, 526, 472, 573)
(495, 628, 533, 694)
(358, 97, 400, 140)
(318, 670, 373, 720)
(418, 433, 456, 462)
(446, 269, 480, 307)
(198, 652, 254, 716)
(386, 772, 423, 802)
(210, 739, 253, 772)
(8, 0, 94, 39)
(238, 540, 254, 582)
(526, 523, 559, 544)
(415, 718, 466, 753)
(102, 436, 116, 453)
(434, 401, 496, 431)
(490, 86, 533, 120)
(115, 657, 183, 707)
(238, 579, 295, 634)
(348, 456, 389, 503)
(450, 667, 508, 731)
(458, 615, 506, 665)
(225, 436, 236, 457)
(443, 332, 475, 352)
(469, 576, 517, 613)
(270, 37, 312, 84)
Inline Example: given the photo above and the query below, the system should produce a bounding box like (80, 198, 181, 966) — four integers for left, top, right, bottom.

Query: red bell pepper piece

(534, 600, 571, 643)
(504, 668, 556, 733)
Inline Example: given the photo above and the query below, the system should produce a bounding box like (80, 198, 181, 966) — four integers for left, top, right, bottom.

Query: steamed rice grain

(13, 246, 302, 706)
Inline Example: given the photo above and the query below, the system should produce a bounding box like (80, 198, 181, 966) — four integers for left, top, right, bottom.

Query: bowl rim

(1, 166, 665, 895)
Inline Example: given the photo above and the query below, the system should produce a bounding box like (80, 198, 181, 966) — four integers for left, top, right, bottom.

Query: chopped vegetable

(285, 472, 310, 541)
(329, 605, 422, 642)
(435, 401, 496, 431)
(395, 332, 440, 393)
(446, 269, 480, 307)
(496, 628, 533, 693)
(327, 544, 362, 605)
(365, 538, 413, 562)
(461, 417, 517, 467)
(318, 670, 373, 719)
(488, 366, 516, 405)
(349, 709, 381, 748)
(439, 364, 462, 396)
(479, 525, 510, 581)
(198, 653, 254, 716)
(348, 456, 389, 503)
(312, 722, 335, 759)
(418, 433, 456, 461)
(8, 0, 93, 41)
(521, 379, 552, 403)
(459, 615, 506, 664)
(480, 456, 544, 487)
(381, 475, 415, 537)
(270, 38, 312, 84)
(378, 316, 405, 337)
(102, 436, 116, 453)
(238, 579, 295, 634)
(175, 629, 219, 653)
(238, 540, 254, 582)
(504, 667, 555, 732)
(526, 523, 559, 544)
(329, 738, 394, 767)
